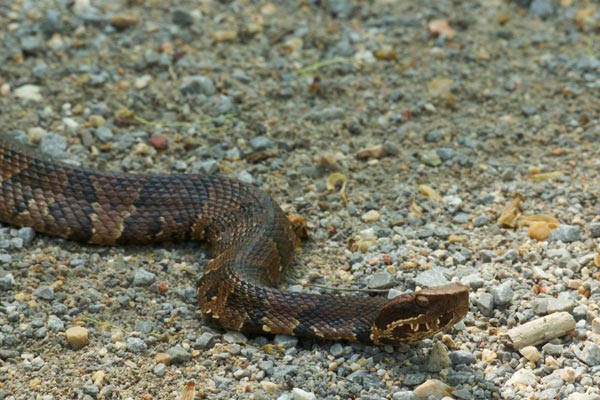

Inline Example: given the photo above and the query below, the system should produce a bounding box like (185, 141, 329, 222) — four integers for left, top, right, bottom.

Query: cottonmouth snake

(0, 139, 469, 345)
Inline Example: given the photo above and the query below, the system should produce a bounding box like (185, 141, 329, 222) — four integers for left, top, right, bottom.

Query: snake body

(0, 139, 469, 345)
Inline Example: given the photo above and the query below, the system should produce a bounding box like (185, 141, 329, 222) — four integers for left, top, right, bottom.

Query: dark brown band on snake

(0, 139, 469, 345)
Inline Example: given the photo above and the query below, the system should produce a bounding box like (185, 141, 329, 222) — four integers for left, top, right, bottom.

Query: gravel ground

(1, 0, 600, 399)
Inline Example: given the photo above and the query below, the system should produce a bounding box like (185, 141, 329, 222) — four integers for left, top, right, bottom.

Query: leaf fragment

(498, 193, 523, 228)
(326, 173, 348, 205)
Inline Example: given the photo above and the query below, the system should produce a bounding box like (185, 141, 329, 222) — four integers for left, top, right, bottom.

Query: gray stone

(368, 271, 393, 289)
(93, 126, 114, 143)
(249, 135, 274, 151)
(167, 345, 191, 364)
(41, 9, 64, 35)
(590, 223, 600, 238)
(126, 337, 148, 353)
(40, 133, 67, 157)
(402, 373, 426, 386)
(134, 321, 155, 334)
(34, 285, 55, 300)
(172, 7, 194, 27)
(443, 195, 463, 213)
(274, 335, 298, 348)
(223, 331, 247, 344)
(549, 225, 581, 242)
(425, 342, 451, 372)
(542, 343, 563, 356)
(132, 269, 156, 286)
(0, 254, 13, 264)
(20, 34, 44, 53)
(425, 129, 442, 142)
(171, 160, 187, 171)
(196, 332, 217, 349)
(529, 0, 555, 18)
(328, 0, 354, 18)
(575, 342, 600, 366)
(436, 147, 454, 162)
(491, 282, 513, 306)
(413, 268, 450, 288)
(474, 216, 488, 227)
(534, 292, 575, 314)
(47, 315, 64, 331)
(477, 292, 494, 316)
(392, 392, 414, 400)
(214, 95, 234, 114)
(236, 171, 254, 184)
(461, 273, 484, 290)
(419, 150, 442, 166)
(0, 273, 14, 290)
(17, 227, 35, 246)
(180, 76, 216, 96)
(194, 160, 219, 175)
(304, 106, 345, 122)
(449, 350, 476, 365)
(82, 384, 99, 395)
(10, 237, 24, 249)
(330, 343, 344, 357)
(154, 362, 167, 376)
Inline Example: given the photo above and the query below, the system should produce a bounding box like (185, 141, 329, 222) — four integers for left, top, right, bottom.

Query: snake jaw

(370, 283, 470, 345)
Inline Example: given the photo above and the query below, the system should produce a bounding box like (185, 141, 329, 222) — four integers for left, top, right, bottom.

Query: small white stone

(519, 346, 541, 363)
(361, 210, 381, 223)
(14, 84, 42, 102)
(505, 369, 537, 387)
(291, 388, 316, 400)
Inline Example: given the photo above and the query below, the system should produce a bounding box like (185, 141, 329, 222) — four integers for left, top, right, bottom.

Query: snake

(0, 138, 469, 345)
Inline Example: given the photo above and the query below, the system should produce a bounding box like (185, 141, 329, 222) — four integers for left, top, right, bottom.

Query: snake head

(370, 283, 469, 345)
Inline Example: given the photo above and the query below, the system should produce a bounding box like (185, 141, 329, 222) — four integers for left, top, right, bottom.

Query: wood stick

(505, 312, 576, 350)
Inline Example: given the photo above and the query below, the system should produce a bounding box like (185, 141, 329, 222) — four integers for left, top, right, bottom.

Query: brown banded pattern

(0, 138, 469, 345)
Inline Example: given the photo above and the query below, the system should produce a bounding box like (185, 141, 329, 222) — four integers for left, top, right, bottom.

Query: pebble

(476, 292, 494, 316)
(413, 379, 452, 400)
(329, 343, 344, 357)
(419, 150, 442, 166)
(195, 332, 216, 349)
(148, 135, 168, 150)
(549, 225, 581, 242)
(93, 126, 114, 143)
(505, 368, 537, 387)
(491, 282, 513, 306)
(166, 345, 191, 364)
(132, 268, 156, 286)
(575, 342, 600, 366)
(47, 315, 65, 331)
(529, 0, 555, 18)
(425, 129, 442, 142)
(589, 223, 600, 238)
(34, 285, 55, 300)
(14, 84, 43, 101)
(126, 337, 148, 354)
(172, 7, 194, 27)
(368, 271, 393, 289)
(40, 132, 67, 157)
(520, 346, 541, 363)
(249, 135, 274, 151)
(0, 272, 14, 290)
(65, 327, 89, 350)
(436, 147, 454, 162)
(361, 210, 381, 223)
(274, 335, 298, 348)
(449, 350, 476, 365)
(413, 268, 450, 287)
(291, 388, 316, 400)
(180, 75, 216, 96)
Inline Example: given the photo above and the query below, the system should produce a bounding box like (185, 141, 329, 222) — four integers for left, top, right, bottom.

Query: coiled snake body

(0, 140, 469, 345)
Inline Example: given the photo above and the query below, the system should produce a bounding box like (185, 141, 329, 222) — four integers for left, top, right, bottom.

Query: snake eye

(415, 295, 429, 307)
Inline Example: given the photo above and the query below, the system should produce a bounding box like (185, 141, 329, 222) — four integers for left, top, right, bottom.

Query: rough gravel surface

(1, 0, 600, 399)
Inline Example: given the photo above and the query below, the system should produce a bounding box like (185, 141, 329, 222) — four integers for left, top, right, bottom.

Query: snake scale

(0, 138, 469, 345)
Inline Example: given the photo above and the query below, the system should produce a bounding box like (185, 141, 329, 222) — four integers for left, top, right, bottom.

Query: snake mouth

(370, 283, 470, 345)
